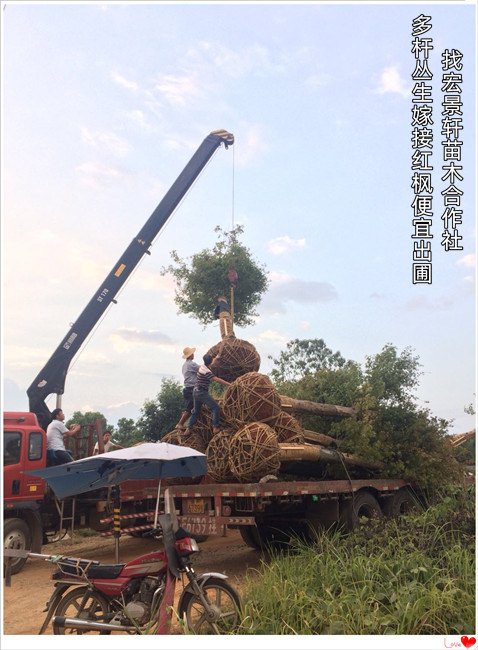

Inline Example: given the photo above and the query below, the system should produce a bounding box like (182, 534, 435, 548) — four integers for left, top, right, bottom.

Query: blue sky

(2, 1, 476, 445)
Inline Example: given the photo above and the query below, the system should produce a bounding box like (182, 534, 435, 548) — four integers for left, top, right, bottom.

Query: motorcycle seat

(86, 564, 125, 579)
(56, 558, 125, 579)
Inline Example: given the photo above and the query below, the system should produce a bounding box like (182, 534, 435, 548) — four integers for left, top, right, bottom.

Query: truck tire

(340, 491, 382, 532)
(239, 526, 262, 551)
(382, 488, 419, 517)
(240, 522, 296, 551)
(4, 518, 32, 575)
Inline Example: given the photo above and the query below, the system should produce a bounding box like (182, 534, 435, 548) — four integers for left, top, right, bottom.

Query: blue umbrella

(28, 442, 207, 499)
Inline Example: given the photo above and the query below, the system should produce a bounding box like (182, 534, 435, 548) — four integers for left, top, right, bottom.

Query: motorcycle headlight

(175, 537, 200, 556)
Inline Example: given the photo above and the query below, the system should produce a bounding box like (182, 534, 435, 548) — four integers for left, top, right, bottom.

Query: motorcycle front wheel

(53, 586, 111, 635)
(178, 577, 241, 634)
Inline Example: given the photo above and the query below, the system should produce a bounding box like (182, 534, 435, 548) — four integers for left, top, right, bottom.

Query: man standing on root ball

(185, 353, 230, 435)
(176, 346, 200, 430)
(214, 294, 235, 340)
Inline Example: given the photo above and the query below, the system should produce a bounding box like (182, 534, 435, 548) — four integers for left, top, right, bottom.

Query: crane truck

(3, 129, 234, 573)
(3, 127, 422, 574)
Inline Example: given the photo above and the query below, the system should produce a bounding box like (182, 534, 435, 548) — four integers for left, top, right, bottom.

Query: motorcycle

(7, 514, 241, 635)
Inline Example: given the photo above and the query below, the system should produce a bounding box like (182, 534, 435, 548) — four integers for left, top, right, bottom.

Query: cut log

(279, 443, 384, 471)
(303, 429, 336, 447)
(280, 395, 355, 418)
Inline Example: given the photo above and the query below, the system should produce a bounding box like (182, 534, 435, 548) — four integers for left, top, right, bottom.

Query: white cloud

(374, 66, 410, 98)
(457, 253, 476, 269)
(405, 295, 454, 312)
(123, 109, 153, 131)
(267, 235, 306, 256)
(76, 161, 130, 188)
(256, 329, 289, 345)
(261, 271, 337, 314)
(81, 127, 131, 158)
(155, 74, 201, 107)
(305, 72, 331, 89)
(111, 72, 139, 91)
(235, 123, 268, 166)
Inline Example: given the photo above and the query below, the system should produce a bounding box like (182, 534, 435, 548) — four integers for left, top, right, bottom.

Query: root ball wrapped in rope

(229, 422, 280, 482)
(206, 429, 236, 482)
(222, 372, 281, 427)
(208, 338, 261, 382)
(272, 411, 304, 444)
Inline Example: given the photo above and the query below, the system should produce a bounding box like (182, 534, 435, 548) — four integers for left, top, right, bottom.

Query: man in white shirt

(46, 408, 81, 465)
(93, 431, 123, 455)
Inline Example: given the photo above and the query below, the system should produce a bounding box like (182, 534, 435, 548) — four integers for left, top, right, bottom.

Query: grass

(238, 484, 475, 635)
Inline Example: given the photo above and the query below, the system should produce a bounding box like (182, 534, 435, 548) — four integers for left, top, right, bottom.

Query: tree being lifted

(160, 229, 462, 491)
(162, 225, 269, 328)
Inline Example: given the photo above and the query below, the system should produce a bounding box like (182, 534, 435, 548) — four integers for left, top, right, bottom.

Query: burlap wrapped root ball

(161, 428, 207, 454)
(208, 338, 261, 382)
(272, 411, 304, 444)
(206, 429, 236, 482)
(229, 422, 281, 482)
(222, 372, 281, 427)
(189, 399, 230, 448)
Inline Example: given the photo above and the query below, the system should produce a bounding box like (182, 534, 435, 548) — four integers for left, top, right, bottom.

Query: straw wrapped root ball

(222, 372, 281, 426)
(272, 411, 304, 444)
(206, 429, 236, 482)
(161, 428, 207, 454)
(190, 400, 230, 448)
(210, 338, 261, 382)
(229, 422, 280, 483)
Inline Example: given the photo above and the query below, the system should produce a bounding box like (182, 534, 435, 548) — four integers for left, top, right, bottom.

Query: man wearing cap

(175, 346, 200, 429)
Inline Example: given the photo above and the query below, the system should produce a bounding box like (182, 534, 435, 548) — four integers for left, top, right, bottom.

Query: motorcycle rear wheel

(54, 586, 111, 635)
(178, 577, 241, 634)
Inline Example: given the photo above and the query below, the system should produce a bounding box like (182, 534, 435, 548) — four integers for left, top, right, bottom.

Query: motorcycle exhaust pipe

(53, 616, 136, 633)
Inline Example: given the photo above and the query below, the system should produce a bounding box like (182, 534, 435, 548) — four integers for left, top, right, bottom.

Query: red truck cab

(4, 412, 47, 503)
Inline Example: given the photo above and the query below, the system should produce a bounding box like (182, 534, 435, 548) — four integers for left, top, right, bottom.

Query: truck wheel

(340, 492, 382, 532)
(239, 526, 262, 551)
(382, 488, 419, 517)
(241, 523, 293, 551)
(4, 518, 31, 575)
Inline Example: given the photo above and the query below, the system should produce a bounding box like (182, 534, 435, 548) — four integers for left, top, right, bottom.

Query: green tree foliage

(269, 338, 354, 384)
(115, 417, 143, 447)
(162, 225, 269, 327)
(66, 411, 112, 432)
(136, 378, 183, 442)
(271, 339, 462, 489)
(364, 343, 422, 405)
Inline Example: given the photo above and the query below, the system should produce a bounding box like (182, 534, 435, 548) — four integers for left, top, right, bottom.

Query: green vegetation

(270, 340, 463, 489)
(136, 378, 183, 442)
(240, 485, 475, 635)
(162, 225, 269, 327)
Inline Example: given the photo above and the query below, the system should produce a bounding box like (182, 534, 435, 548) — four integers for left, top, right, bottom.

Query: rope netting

(229, 422, 281, 483)
(222, 372, 281, 427)
(272, 411, 305, 444)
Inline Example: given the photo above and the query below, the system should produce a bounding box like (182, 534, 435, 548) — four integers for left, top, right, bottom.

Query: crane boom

(27, 129, 234, 429)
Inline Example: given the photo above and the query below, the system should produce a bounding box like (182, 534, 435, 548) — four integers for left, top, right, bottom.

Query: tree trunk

(279, 443, 384, 471)
(280, 395, 355, 418)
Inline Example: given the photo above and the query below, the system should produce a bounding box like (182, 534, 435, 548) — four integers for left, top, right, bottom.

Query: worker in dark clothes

(214, 294, 234, 340)
(185, 354, 230, 434)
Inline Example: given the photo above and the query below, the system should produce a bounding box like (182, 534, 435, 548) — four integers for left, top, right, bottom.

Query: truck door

(3, 429, 45, 502)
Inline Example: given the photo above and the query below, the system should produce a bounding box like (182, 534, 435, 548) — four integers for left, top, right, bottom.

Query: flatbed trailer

(168, 477, 420, 549)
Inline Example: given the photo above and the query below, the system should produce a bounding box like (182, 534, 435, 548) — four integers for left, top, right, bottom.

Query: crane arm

(27, 129, 234, 429)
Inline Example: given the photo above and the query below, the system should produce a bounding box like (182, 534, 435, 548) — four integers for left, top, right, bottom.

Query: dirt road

(3, 529, 261, 635)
